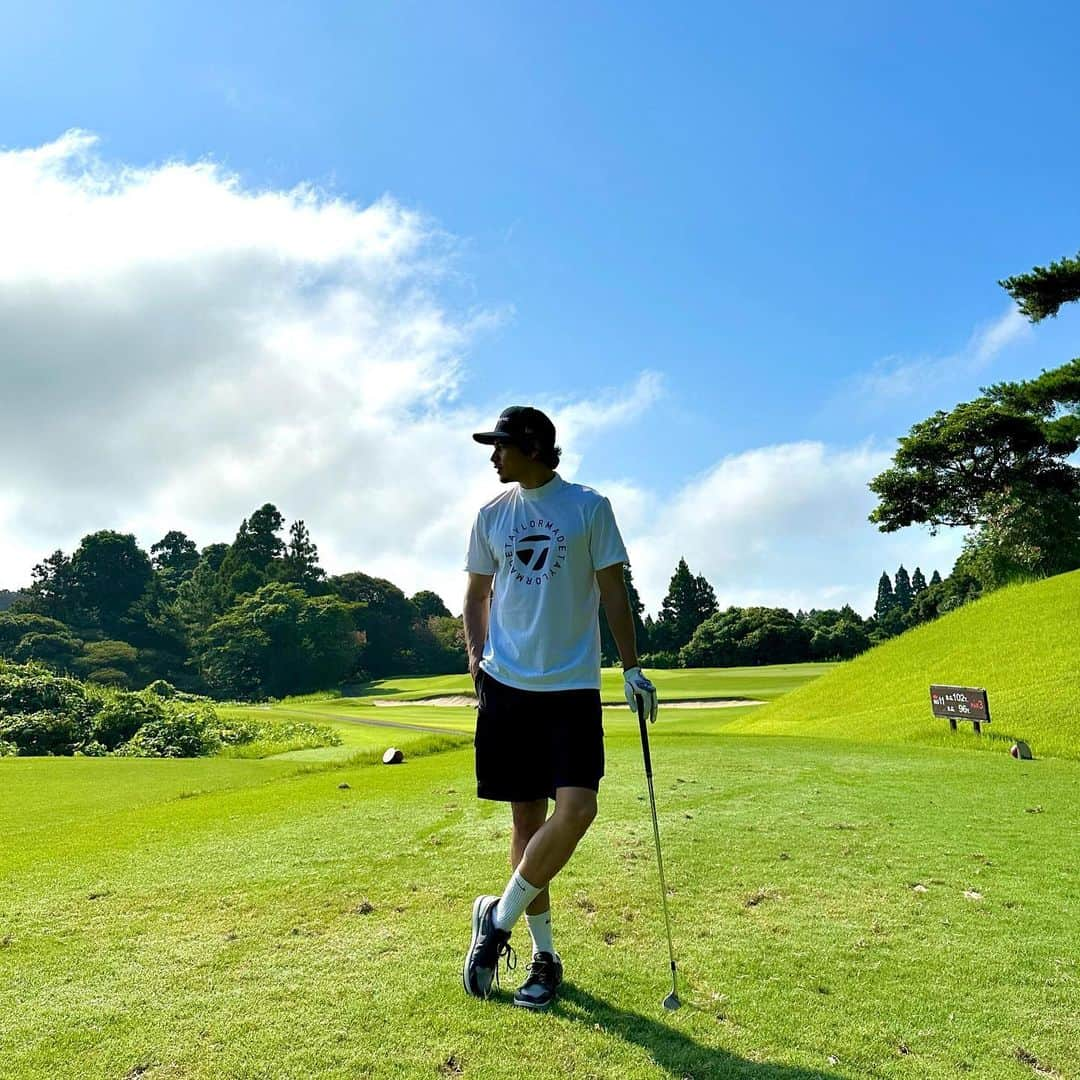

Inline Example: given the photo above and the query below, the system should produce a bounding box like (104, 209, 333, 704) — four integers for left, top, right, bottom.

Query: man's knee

(554, 788, 597, 834)
(511, 799, 548, 840)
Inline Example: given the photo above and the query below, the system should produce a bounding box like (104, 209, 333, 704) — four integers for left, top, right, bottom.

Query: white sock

(526, 909, 554, 956)
(493, 870, 541, 931)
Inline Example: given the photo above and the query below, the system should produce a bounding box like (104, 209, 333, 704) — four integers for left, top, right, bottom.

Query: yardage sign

(930, 685, 991, 732)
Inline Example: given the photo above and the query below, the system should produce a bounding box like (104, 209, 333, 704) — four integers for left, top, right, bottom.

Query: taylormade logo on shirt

(465, 473, 629, 692)
(504, 517, 569, 584)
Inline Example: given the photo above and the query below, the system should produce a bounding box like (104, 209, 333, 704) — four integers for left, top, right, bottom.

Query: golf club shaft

(637, 696, 678, 996)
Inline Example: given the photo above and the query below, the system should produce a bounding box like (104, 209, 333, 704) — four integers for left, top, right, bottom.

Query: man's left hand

(623, 666, 658, 723)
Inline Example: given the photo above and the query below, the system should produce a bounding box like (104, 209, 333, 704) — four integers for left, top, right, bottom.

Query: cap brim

(472, 432, 504, 444)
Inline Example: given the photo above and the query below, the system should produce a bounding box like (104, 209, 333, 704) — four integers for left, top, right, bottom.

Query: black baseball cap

(472, 406, 556, 449)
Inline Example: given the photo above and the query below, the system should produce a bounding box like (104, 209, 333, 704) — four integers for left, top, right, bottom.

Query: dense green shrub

(0, 710, 88, 755)
(0, 661, 223, 758)
(90, 694, 166, 750)
(114, 704, 221, 758)
(145, 679, 177, 698)
(85, 667, 131, 688)
(639, 651, 680, 669)
(0, 614, 71, 656)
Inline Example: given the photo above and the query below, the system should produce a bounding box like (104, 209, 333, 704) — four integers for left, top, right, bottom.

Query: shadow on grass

(551, 983, 841, 1080)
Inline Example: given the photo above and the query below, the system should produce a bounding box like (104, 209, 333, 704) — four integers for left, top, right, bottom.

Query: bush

(115, 704, 221, 758)
(0, 710, 89, 755)
(639, 651, 680, 669)
(145, 679, 178, 699)
(0, 660, 223, 757)
(90, 694, 166, 751)
(86, 667, 131, 688)
(0, 614, 71, 656)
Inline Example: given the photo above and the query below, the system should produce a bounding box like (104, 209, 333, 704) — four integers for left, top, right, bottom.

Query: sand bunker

(655, 698, 764, 709)
(373, 695, 477, 707)
(373, 696, 764, 709)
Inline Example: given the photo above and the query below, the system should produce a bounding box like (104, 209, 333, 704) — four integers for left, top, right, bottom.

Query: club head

(663, 991, 682, 1011)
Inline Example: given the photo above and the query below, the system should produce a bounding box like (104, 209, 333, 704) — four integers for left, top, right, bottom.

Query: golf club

(636, 695, 681, 1011)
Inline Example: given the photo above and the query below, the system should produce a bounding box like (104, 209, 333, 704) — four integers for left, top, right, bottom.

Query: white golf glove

(623, 666, 658, 723)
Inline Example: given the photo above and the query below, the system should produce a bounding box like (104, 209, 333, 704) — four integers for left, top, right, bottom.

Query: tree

(424, 615, 468, 673)
(681, 607, 811, 668)
(70, 532, 154, 635)
(411, 590, 452, 621)
(870, 248, 1080, 586)
(930, 570, 943, 586)
(874, 572, 896, 621)
(908, 571, 981, 627)
(999, 250, 1080, 321)
(911, 567, 928, 596)
(328, 572, 419, 678)
(218, 504, 288, 601)
(197, 582, 357, 699)
(276, 520, 326, 592)
(16, 551, 83, 625)
(13, 631, 82, 671)
(151, 531, 200, 602)
(894, 565, 913, 612)
(653, 558, 716, 654)
(174, 545, 230, 641)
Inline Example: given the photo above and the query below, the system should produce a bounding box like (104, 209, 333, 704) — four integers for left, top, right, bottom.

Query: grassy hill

(726, 570, 1080, 761)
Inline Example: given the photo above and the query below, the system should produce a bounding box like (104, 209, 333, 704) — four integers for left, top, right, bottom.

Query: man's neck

(519, 468, 557, 490)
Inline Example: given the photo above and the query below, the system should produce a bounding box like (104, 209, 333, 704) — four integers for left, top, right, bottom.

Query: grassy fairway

(2, 660, 1078, 1079)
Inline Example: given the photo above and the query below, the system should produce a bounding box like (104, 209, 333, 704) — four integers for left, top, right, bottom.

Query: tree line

(599, 557, 950, 670)
(0, 505, 467, 700)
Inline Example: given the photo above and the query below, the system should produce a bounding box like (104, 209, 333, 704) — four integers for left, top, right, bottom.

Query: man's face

(490, 439, 531, 483)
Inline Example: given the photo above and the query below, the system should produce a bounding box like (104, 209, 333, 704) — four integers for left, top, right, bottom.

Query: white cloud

(0, 133, 660, 612)
(609, 441, 966, 617)
(0, 133, 965, 623)
(849, 307, 1030, 404)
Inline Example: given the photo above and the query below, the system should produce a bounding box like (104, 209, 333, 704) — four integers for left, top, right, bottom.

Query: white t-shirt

(464, 473, 629, 691)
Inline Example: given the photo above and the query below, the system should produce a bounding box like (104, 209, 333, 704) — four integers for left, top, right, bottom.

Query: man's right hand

(469, 657, 482, 686)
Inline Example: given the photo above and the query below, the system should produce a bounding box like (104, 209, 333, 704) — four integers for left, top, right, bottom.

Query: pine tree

(911, 567, 928, 595)
(930, 569, 943, 586)
(278, 520, 325, 591)
(874, 571, 896, 621)
(894, 565, 913, 612)
(693, 573, 718, 625)
(654, 557, 708, 653)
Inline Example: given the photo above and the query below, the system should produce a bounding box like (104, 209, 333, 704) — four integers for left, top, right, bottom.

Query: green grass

(315, 663, 836, 705)
(1, 629, 1077, 1077)
(727, 570, 1080, 761)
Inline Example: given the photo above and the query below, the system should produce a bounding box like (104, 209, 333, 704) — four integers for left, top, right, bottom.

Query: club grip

(636, 696, 653, 778)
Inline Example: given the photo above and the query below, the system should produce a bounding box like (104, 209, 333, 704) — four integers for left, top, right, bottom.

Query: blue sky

(2, 2, 1079, 614)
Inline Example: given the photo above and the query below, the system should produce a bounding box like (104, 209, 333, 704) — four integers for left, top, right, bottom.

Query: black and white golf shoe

(512, 951, 563, 1010)
(463, 895, 515, 998)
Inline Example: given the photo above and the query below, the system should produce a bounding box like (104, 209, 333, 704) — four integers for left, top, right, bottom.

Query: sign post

(930, 685, 991, 734)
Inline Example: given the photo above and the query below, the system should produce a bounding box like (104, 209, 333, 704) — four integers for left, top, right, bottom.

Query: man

(461, 405, 658, 1010)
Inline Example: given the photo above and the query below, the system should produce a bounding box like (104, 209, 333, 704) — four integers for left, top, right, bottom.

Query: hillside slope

(726, 569, 1080, 760)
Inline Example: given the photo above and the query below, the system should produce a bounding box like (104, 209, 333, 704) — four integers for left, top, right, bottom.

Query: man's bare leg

(516, 786, 597, 889)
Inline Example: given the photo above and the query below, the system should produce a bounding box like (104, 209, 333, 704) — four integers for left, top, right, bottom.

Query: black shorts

(474, 669, 605, 802)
